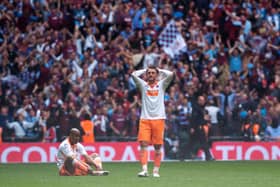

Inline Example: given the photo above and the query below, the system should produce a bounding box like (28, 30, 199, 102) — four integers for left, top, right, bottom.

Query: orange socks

(154, 151, 162, 168)
(139, 148, 162, 172)
(93, 156, 103, 170)
(140, 149, 148, 165)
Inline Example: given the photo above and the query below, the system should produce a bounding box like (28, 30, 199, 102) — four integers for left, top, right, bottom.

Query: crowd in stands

(0, 0, 280, 157)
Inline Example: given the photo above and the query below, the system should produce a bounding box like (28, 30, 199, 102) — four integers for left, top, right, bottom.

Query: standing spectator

(177, 94, 193, 160)
(42, 109, 57, 143)
(92, 106, 109, 141)
(48, 5, 64, 30)
(95, 70, 111, 95)
(80, 113, 95, 143)
(6, 112, 36, 140)
(164, 102, 179, 160)
(190, 95, 214, 161)
(205, 97, 222, 136)
(0, 105, 13, 141)
(131, 65, 174, 177)
(126, 107, 139, 138)
(109, 103, 127, 140)
(228, 41, 243, 74)
(264, 118, 280, 141)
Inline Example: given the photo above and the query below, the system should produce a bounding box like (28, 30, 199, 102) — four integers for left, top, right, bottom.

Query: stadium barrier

(0, 141, 279, 163)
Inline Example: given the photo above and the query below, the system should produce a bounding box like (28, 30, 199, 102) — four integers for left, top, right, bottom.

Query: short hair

(84, 113, 91, 120)
(69, 128, 80, 136)
(146, 65, 159, 74)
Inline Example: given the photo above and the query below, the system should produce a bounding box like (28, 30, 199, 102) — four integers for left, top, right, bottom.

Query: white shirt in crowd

(205, 105, 220, 125)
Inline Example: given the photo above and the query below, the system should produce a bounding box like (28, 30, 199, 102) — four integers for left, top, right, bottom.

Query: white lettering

(23, 147, 47, 163)
(85, 146, 96, 154)
(49, 147, 58, 162)
(245, 146, 269, 160)
(100, 146, 115, 161)
(215, 146, 235, 160)
(236, 146, 242, 160)
(271, 146, 280, 160)
(2, 142, 280, 163)
(1, 147, 20, 163)
(121, 146, 136, 161)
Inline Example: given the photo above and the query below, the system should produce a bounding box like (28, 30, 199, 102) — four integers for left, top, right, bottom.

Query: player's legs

(60, 157, 91, 176)
(89, 153, 103, 170)
(151, 120, 165, 177)
(73, 159, 92, 176)
(59, 165, 72, 176)
(88, 153, 110, 176)
(137, 120, 152, 177)
(138, 141, 149, 177)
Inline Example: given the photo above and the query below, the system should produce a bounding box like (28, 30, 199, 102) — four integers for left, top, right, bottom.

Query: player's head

(146, 65, 159, 83)
(69, 128, 80, 145)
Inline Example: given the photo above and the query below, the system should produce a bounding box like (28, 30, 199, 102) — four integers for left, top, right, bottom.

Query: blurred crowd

(0, 0, 280, 158)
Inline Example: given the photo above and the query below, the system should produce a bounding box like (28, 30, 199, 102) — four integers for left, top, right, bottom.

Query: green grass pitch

(0, 161, 279, 187)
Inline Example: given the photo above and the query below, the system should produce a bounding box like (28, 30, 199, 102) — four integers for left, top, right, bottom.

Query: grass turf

(0, 161, 279, 187)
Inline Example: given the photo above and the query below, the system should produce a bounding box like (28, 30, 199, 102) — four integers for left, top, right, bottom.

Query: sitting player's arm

(83, 153, 102, 170)
(83, 154, 94, 165)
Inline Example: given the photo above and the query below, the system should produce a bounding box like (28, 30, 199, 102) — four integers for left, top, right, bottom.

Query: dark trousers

(178, 126, 192, 160)
(191, 125, 213, 160)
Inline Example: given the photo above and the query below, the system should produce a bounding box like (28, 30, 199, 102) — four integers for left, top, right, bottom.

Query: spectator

(91, 106, 109, 141)
(264, 118, 280, 141)
(205, 96, 222, 136)
(0, 105, 13, 141)
(80, 113, 95, 143)
(190, 95, 214, 161)
(37, 109, 54, 142)
(176, 94, 193, 160)
(125, 107, 139, 138)
(6, 112, 41, 141)
(109, 103, 127, 140)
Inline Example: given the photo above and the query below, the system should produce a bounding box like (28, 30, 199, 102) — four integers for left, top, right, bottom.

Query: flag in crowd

(158, 20, 187, 60)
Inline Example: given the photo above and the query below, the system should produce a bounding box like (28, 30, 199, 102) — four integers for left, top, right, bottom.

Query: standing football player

(131, 65, 175, 177)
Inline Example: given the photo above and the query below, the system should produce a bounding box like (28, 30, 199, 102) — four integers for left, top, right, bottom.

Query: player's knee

(65, 157, 74, 165)
(154, 144, 161, 150)
(91, 153, 99, 159)
(140, 141, 149, 147)
(64, 157, 75, 174)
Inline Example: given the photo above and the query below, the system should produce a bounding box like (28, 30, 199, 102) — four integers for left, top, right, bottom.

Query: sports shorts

(137, 119, 165, 145)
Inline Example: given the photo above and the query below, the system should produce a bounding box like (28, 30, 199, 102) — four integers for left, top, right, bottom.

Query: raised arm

(131, 69, 146, 89)
(158, 69, 175, 89)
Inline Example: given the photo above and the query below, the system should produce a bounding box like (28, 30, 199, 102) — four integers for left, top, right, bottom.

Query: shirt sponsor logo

(146, 90, 159, 96)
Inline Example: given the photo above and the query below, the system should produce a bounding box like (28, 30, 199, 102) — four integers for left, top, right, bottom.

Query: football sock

(93, 156, 103, 170)
(154, 150, 162, 168)
(140, 148, 148, 170)
(153, 166, 159, 174)
(142, 164, 148, 172)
